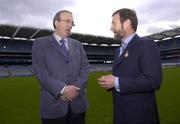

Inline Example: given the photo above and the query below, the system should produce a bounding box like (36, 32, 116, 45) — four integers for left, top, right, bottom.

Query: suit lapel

(113, 48, 120, 63)
(114, 34, 140, 66)
(67, 38, 73, 60)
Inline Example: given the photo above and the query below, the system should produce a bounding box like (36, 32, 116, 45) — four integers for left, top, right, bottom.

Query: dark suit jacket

(112, 34, 162, 124)
(32, 35, 89, 119)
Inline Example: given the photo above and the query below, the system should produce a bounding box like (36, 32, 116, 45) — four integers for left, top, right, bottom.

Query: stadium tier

(0, 24, 180, 77)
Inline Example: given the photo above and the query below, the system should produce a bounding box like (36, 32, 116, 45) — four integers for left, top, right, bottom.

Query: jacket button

(66, 61, 69, 63)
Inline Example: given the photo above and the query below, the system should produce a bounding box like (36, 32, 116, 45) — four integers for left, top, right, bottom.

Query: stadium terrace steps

(0, 64, 112, 77)
(0, 66, 9, 77)
(0, 65, 33, 77)
(7, 65, 33, 77)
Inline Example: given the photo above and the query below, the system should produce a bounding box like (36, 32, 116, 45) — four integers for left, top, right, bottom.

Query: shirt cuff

(60, 85, 66, 94)
(114, 77, 120, 92)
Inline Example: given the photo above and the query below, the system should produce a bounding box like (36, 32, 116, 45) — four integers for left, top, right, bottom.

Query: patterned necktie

(119, 42, 127, 57)
(60, 39, 69, 57)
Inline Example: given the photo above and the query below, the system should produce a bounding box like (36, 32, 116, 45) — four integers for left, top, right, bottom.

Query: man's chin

(64, 32, 71, 37)
(114, 34, 122, 40)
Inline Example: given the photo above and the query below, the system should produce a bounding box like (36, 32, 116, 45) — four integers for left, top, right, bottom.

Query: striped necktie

(60, 39, 69, 57)
(119, 42, 127, 57)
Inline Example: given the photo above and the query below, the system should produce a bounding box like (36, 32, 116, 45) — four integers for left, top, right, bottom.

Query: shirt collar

(53, 33, 68, 45)
(122, 33, 136, 45)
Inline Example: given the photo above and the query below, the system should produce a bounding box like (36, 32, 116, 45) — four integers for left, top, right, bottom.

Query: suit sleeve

(72, 43, 89, 90)
(119, 40, 162, 94)
(32, 40, 65, 99)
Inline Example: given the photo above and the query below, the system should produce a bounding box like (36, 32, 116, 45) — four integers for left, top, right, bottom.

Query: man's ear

(125, 19, 131, 25)
(123, 19, 131, 29)
(55, 20, 59, 28)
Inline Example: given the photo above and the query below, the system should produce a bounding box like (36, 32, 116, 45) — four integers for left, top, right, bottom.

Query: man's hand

(61, 95, 69, 102)
(98, 75, 116, 90)
(62, 85, 80, 101)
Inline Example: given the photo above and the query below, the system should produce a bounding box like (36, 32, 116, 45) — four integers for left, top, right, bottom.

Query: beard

(113, 28, 126, 40)
(114, 33, 123, 40)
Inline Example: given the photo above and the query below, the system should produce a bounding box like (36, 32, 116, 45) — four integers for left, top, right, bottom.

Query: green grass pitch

(0, 67, 179, 124)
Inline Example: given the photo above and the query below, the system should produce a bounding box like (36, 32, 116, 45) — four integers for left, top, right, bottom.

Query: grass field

(0, 67, 180, 124)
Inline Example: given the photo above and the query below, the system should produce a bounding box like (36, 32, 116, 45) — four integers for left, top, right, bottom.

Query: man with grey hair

(32, 10, 89, 124)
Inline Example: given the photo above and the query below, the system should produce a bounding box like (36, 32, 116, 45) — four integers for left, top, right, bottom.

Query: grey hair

(53, 10, 72, 29)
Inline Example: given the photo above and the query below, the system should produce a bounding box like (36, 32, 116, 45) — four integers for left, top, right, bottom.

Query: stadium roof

(0, 24, 119, 45)
(145, 27, 180, 41)
(0, 24, 180, 44)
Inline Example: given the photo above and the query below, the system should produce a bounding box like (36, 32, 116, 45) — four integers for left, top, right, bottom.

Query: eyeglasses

(58, 19, 75, 26)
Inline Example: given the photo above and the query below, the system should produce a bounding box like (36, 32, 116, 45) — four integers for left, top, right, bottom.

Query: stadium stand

(0, 24, 180, 77)
(145, 28, 180, 68)
(0, 66, 9, 77)
(7, 65, 33, 77)
(89, 64, 112, 72)
(145, 28, 180, 67)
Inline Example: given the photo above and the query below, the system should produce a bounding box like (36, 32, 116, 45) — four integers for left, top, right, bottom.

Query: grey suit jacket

(32, 34, 89, 119)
